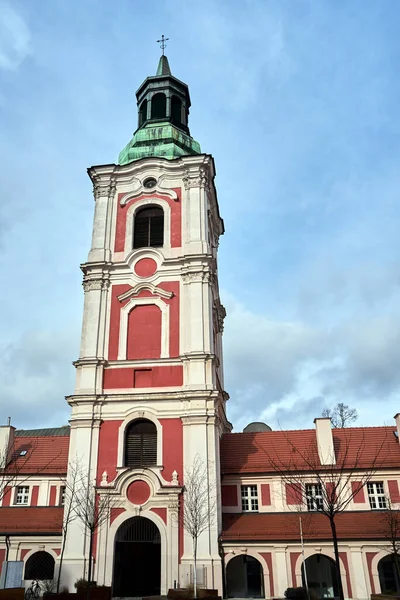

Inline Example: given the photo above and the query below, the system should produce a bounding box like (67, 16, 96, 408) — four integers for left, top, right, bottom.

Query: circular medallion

(127, 480, 151, 505)
(134, 257, 157, 278)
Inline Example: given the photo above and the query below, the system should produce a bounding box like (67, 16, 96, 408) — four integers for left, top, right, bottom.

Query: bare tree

(178, 456, 216, 599)
(258, 429, 387, 600)
(379, 497, 400, 583)
(56, 461, 80, 594)
(322, 403, 358, 428)
(72, 467, 116, 598)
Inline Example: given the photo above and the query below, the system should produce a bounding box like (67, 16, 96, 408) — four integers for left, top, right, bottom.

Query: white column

(88, 195, 109, 263)
(275, 548, 289, 597)
(350, 548, 369, 600)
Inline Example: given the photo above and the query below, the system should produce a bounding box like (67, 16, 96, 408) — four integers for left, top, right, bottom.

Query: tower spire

(156, 54, 171, 76)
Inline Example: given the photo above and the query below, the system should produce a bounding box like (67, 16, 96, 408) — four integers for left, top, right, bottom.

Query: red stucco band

(127, 480, 151, 505)
(114, 189, 182, 252)
(103, 365, 183, 389)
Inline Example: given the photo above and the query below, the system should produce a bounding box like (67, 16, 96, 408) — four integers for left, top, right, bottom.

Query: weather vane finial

(157, 34, 169, 56)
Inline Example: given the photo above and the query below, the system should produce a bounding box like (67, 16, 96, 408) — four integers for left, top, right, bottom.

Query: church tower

(63, 52, 230, 596)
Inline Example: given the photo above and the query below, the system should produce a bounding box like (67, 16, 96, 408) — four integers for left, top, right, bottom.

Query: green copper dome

(118, 56, 201, 165)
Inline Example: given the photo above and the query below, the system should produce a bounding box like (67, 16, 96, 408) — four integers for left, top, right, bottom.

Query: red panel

(103, 368, 134, 389)
(49, 485, 57, 506)
(52, 548, 61, 556)
(160, 282, 179, 357)
(134, 369, 153, 387)
(128, 304, 161, 359)
(260, 552, 274, 597)
(339, 552, 353, 598)
(31, 486, 39, 506)
(103, 366, 183, 389)
(388, 480, 400, 503)
(286, 483, 302, 505)
(290, 552, 301, 587)
(0, 549, 5, 567)
(352, 481, 365, 503)
(110, 507, 126, 525)
(134, 258, 157, 277)
(221, 485, 238, 507)
(20, 549, 30, 560)
(261, 484, 271, 506)
(96, 420, 123, 485)
(127, 480, 151, 505)
(326, 482, 337, 503)
(366, 552, 378, 594)
(2, 487, 11, 507)
(161, 418, 183, 483)
(151, 507, 167, 524)
(114, 189, 182, 252)
(108, 284, 131, 360)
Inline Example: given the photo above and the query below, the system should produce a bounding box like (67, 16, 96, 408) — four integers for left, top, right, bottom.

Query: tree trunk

(87, 529, 94, 600)
(329, 516, 345, 600)
(193, 537, 198, 600)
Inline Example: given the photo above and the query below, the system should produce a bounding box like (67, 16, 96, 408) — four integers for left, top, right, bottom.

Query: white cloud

(0, 1, 31, 71)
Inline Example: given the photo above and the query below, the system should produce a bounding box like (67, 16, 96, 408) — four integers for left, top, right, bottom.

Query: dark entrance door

(113, 516, 161, 597)
(226, 555, 264, 598)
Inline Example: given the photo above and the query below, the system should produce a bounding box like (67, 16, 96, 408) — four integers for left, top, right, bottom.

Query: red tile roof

(6, 435, 69, 475)
(0, 507, 63, 534)
(220, 426, 400, 474)
(221, 510, 397, 542)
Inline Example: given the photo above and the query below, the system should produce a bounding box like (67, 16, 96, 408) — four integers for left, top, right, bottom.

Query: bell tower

(63, 53, 230, 595)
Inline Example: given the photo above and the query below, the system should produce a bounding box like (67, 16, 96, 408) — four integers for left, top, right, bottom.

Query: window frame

(241, 484, 259, 512)
(305, 482, 324, 511)
(15, 485, 30, 506)
(367, 481, 387, 510)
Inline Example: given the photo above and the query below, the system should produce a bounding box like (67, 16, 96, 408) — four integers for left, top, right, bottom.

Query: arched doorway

(301, 555, 339, 599)
(226, 555, 264, 598)
(113, 516, 161, 597)
(378, 555, 400, 594)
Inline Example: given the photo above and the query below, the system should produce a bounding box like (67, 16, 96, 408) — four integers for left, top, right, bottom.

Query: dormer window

(133, 206, 164, 249)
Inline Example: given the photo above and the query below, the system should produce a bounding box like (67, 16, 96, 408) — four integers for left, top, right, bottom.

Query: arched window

(139, 100, 148, 127)
(125, 419, 157, 468)
(151, 93, 166, 119)
(378, 555, 400, 594)
(24, 551, 55, 580)
(133, 206, 164, 248)
(171, 95, 182, 125)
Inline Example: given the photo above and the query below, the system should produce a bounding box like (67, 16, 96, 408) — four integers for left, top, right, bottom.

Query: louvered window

(125, 419, 157, 468)
(133, 206, 164, 248)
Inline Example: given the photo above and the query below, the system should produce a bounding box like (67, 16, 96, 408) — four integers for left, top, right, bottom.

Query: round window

(143, 177, 157, 189)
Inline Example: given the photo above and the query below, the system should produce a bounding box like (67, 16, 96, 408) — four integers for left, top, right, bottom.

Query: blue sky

(1, 0, 400, 432)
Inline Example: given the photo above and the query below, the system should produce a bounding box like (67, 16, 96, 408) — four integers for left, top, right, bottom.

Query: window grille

(125, 419, 157, 468)
(305, 483, 323, 511)
(241, 485, 258, 512)
(24, 551, 55, 580)
(116, 516, 160, 543)
(367, 482, 387, 509)
(133, 206, 164, 248)
(15, 486, 29, 505)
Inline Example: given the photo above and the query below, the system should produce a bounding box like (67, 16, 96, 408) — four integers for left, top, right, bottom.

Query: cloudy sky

(1, 0, 400, 432)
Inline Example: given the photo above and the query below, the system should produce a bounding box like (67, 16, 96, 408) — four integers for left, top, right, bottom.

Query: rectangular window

(241, 485, 259, 512)
(305, 483, 323, 511)
(367, 482, 387, 509)
(15, 486, 29, 505)
(59, 486, 66, 506)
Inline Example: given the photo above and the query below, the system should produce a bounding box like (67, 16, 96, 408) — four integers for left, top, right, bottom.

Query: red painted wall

(261, 484, 271, 506)
(352, 481, 365, 503)
(388, 480, 400, 503)
(286, 483, 302, 505)
(0, 549, 5, 566)
(108, 282, 180, 361)
(150, 507, 167, 524)
(260, 552, 274, 597)
(127, 304, 161, 359)
(114, 189, 182, 252)
(290, 552, 301, 587)
(325, 482, 337, 503)
(96, 420, 123, 484)
(103, 366, 183, 389)
(221, 485, 238, 507)
(52, 549, 61, 557)
(20, 549, 30, 561)
(2, 487, 11, 507)
(339, 552, 353, 598)
(31, 486, 39, 506)
(366, 552, 378, 593)
(49, 486, 57, 506)
(110, 508, 126, 525)
(160, 418, 183, 482)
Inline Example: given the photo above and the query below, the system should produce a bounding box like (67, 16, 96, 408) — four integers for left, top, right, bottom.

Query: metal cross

(157, 34, 169, 55)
